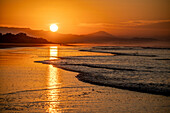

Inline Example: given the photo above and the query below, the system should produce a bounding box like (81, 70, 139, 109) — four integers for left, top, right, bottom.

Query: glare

(50, 24, 58, 32)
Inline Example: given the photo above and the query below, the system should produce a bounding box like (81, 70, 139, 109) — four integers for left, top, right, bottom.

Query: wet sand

(0, 45, 169, 112)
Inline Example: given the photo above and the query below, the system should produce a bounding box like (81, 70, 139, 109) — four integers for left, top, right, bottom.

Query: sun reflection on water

(47, 46, 61, 113)
(49, 46, 58, 60)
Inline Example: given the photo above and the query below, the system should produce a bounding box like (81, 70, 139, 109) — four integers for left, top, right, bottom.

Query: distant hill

(0, 27, 118, 43)
(0, 27, 169, 47)
(0, 27, 77, 43)
(87, 31, 114, 37)
(0, 32, 50, 43)
(76, 31, 117, 43)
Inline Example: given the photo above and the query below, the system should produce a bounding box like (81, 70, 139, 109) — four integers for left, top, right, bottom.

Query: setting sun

(50, 24, 58, 32)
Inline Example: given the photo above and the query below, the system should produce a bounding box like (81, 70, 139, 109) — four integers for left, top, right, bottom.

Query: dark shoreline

(0, 43, 59, 49)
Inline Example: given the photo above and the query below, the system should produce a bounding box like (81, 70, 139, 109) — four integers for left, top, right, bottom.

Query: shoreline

(0, 43, 63, 49)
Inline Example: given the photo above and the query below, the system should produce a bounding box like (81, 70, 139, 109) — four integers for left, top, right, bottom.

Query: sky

(0, 0, 170, 36)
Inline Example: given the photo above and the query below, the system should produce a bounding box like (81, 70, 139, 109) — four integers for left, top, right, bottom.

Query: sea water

(0, 45, 170, 112)
(41, 46, 170, 96)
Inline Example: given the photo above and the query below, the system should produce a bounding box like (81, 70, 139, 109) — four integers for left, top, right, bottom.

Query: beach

(0, 44, 169, 113)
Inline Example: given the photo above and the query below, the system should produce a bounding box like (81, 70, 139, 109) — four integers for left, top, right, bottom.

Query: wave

(92, 46, 170, 50)
(76, 73, 170, 96)
(35, 46, 170, 96)
(79, 49, 157, 57)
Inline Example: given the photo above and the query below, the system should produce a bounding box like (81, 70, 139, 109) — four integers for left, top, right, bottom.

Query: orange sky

(0, 0, 170, 36)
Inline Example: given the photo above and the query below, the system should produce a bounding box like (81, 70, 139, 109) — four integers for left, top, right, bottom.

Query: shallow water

(0, 45, 170, 112)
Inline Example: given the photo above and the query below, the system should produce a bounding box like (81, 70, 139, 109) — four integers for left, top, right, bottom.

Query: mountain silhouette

(77, 31, 117, 43)
(1, 27, 169, 47)
(0, 27, 117, 43)
(0, 32, 50, 43)
(87, 31, 114, 37)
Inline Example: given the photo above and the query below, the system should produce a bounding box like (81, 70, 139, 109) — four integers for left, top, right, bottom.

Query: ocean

(40, 46, 170, 96)
(0, 44, 169, 112)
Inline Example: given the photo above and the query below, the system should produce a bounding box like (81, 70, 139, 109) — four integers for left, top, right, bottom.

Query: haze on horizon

(0, 0, 170, 37)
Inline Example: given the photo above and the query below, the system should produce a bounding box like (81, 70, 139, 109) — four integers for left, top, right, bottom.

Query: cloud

(78, 20, 170, 29)
(120, 20, 170, 27)
(78, 23, 116, 28)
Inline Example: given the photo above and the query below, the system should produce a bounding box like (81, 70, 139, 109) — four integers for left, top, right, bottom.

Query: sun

(50, 24, 58, 32)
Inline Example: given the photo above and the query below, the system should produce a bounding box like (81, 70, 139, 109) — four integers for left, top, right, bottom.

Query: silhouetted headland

(0, 32, 52, 48)
(0, 32, 50, 43)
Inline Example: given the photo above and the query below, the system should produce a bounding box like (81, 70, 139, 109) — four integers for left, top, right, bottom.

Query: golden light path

(47, 46, 61, 113)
